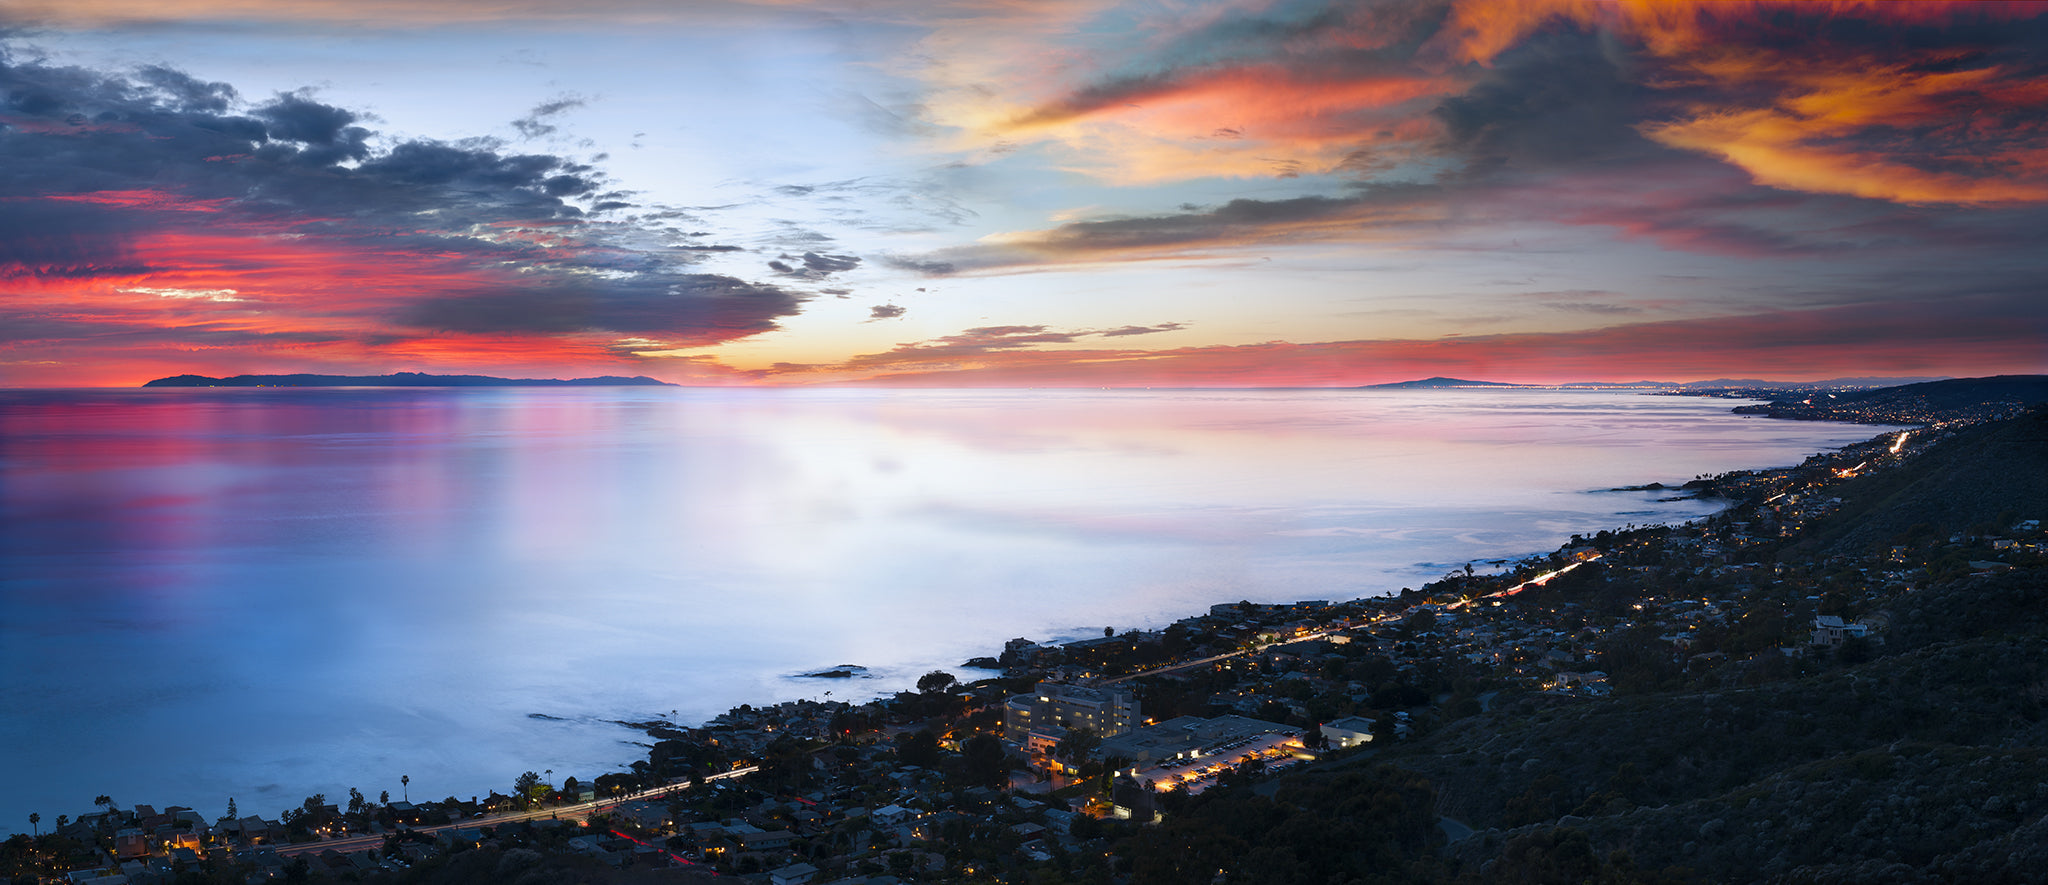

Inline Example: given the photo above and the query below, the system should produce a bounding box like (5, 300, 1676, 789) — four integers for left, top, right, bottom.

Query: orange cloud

(1437, 0, 2048, 205)
(994, 64, 1453, 182)
(1013, 64, 1450, 142)
(1645, 59, 2048, 205)
(1436, 0, 2019, 66)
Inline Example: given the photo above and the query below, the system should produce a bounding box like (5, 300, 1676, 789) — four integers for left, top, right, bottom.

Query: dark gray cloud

(1009, 0, 1438, 131)
(0, 200, 150, 278)
(844, 326, 1081, 365)
(1432, 30, 1656, 173)
(801, 252, 859, 273)
(829, 322, 1188, 369)
(1545, 302, 1639, 315)
(884, 185, 1437, 273)
(1098, 322, 1186, 337)
(880, 255, 957, 276)
(254, 91, 371, 165)
(512, 94, 586, 140)
(400, 274, 802, 341)
(767, 251, 863, 280)
(0, 41, 807, 347)
(867, 303, 906, 320)
(134, 65, 237, 113)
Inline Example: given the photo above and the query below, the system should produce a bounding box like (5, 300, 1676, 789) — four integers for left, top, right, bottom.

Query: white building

(1319, 716, 1378, 749)
(1811, 615, 1869, 647)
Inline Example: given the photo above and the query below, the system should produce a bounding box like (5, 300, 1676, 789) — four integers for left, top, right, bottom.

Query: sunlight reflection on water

(0, 387, 1891, 822)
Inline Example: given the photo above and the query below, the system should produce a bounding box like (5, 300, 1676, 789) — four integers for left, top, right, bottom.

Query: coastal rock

(796, 665, 869, 679)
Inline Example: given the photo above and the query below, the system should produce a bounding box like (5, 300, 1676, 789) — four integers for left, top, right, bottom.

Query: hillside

(1118, 407, 2048, 884)
(1793, 408, 2048, 560)
(1732, 375, 2048, 424)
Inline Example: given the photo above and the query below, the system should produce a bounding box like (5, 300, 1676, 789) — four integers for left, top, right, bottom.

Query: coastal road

(1097, 619, 1395, 685)
(271, 767, 758, 857)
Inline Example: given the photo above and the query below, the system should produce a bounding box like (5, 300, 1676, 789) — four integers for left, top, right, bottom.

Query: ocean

(0, 387, 1890, 825)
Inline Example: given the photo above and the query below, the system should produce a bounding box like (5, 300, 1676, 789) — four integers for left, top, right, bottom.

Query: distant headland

(142, 372, 677, 388)
(1357, 376, 1529, 389)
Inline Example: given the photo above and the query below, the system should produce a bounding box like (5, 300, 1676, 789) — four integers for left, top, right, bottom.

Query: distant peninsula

(1358, 376, 1529, 389)
(142, 371, 677, 388)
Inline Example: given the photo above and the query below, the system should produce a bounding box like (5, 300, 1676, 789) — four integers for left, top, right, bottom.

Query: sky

(1, 0, 2044, 387)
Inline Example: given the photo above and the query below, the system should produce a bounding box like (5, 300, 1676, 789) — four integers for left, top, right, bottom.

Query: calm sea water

(0, 387, 1887, 824)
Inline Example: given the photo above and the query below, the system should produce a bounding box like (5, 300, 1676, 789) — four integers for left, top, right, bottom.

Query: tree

(917, 670, 958, 694)
(1105, 626, 1115, 638)
(401, 775, 409, 802)
(514, 772, 542, 809)
(348, 788, 365, 815)
(225, 798, 237, 821)
(27, 813, 37, 837)
(1054, 728, 1102, 768)
(595, 772, 638, 797)
(93, 795, 112, 814)
(379, 790, 389, 805)
(961, 735, 1010, 789)
(897, 729, 942, 768)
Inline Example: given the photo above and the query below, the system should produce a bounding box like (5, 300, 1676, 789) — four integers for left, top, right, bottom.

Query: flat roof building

(1003, 682, 1141, 745)
(1100, 714, 1295, 767)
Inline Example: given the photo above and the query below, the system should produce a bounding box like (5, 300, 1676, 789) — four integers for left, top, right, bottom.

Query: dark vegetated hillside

(1733, 375, 2048, 423)
(1402, 565, 2048, 882)
(1210, 411, 2048, 883)
(1400, 606, 2048, 818)
(1832, 375, 2048, 412)
(1114, 766, 1449, 885)
(1792, 407, 2048, 559)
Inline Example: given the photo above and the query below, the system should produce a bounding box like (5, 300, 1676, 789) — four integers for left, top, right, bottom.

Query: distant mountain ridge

(142, 371, 677, 388)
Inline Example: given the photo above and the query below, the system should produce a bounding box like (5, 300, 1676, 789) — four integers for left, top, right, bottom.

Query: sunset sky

(2, 0, 2044, 387)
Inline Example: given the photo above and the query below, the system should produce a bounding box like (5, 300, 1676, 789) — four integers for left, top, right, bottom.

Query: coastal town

(6, 380, 2046, 884)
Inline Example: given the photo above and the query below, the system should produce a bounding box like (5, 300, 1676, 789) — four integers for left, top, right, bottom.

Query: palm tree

(27, 812, 38, 836)
(400, 775, 409, 803)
